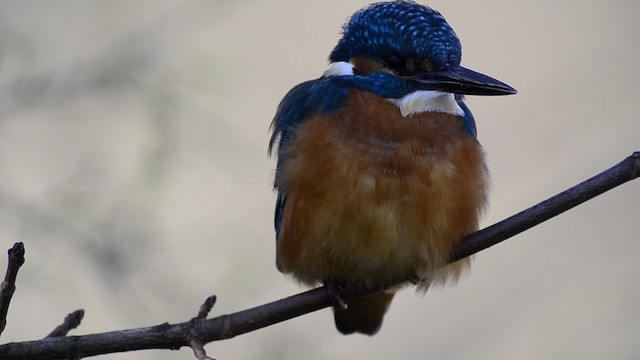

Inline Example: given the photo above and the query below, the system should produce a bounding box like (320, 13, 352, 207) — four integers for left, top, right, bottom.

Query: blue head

(330, 1, 461, 72)
(328, 1, 516, 96)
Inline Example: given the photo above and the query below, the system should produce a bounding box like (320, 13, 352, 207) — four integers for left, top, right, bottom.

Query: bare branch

(46, 310, 85, 338)
(0, 242, 26, 338)
(0, 152, 638, 359)
(452, 150, 640, 261)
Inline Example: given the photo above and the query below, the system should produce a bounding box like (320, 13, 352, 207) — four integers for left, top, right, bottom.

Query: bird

(269, 0, 516, 336)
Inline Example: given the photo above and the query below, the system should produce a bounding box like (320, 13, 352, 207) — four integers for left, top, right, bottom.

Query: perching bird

(269, 1, 516, 335)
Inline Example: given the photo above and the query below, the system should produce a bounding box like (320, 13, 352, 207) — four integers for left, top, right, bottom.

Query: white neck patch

(322, 62, 464, 118)
(322, 61, 354, 77)
(390, 91, 464, 117)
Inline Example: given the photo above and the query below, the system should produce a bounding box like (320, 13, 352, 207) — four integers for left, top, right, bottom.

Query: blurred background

(1, 1, 639, 359)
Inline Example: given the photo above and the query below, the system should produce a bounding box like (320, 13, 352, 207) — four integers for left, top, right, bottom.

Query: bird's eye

(406, 58, 419, 72)
(386, 54, 422, 76)
(386, 54, 406, 72)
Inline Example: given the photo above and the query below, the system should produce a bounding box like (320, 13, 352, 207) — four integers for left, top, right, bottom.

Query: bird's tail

(333, 291, 395, 335)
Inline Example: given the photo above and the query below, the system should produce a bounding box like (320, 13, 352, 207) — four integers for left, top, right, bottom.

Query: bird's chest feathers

(277, 91, 487, 284)
(319, 91, 472, 177)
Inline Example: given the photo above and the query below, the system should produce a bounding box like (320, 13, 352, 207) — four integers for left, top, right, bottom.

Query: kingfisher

(269, 1, 516, 335)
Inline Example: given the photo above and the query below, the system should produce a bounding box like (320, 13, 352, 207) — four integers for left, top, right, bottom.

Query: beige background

(1, 1, 639, 359)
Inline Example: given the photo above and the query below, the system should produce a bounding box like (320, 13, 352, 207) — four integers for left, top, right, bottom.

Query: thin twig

(195, 295, 217, 320)
(0, 242, 26, 338)
(0, 152, 638, 359)
(189, 336, 215, 360)
(46, 310, 85, 338)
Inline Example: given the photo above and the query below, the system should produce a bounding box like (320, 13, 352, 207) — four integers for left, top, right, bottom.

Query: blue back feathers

(268, 79, 347, 158)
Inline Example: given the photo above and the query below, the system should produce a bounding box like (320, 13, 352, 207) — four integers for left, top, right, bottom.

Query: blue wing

(269, 77, 351, 236)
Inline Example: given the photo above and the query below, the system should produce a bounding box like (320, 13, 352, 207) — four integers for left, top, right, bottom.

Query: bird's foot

(323, 278, 348, 311)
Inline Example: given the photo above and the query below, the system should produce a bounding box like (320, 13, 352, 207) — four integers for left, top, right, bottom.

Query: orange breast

(275, 90, 488, 289)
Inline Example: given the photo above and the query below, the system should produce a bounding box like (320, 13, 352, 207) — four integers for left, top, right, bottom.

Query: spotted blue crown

(329, 1, 462, 71)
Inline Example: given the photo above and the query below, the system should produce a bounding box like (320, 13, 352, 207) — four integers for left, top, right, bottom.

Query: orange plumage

(274, 89, 488, 334)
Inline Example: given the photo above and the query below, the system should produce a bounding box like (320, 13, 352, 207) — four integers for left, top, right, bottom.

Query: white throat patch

(390, 91, 464, 117)
(322, 62, 464, 118)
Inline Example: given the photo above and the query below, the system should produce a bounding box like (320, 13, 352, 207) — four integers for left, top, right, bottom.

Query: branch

(0, 242, 25, 338)
(1, 152, 638, 359)
(188, 295, 217, 360)
(452, 150, 640, 261)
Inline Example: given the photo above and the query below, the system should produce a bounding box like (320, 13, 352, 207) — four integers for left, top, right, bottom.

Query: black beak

(409, 65, 517, 96)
